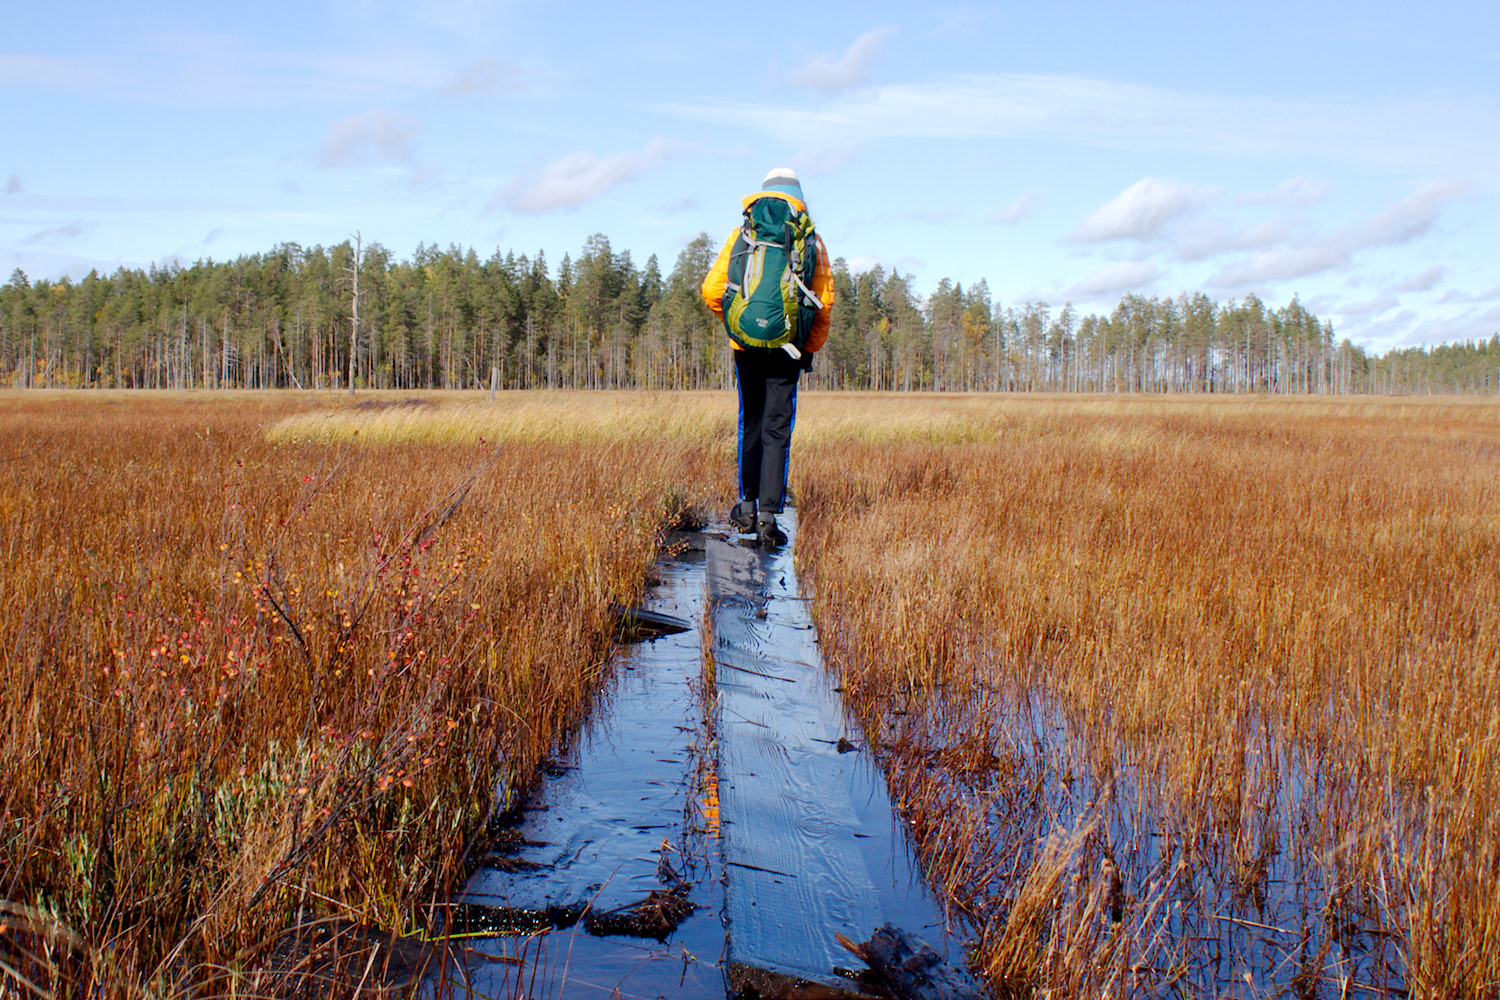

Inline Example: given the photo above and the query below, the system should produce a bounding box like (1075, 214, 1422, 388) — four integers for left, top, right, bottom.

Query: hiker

(701, 167, 835, 549)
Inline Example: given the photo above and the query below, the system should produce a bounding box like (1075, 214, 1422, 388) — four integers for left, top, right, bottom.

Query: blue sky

(3, 0, 1497, 351)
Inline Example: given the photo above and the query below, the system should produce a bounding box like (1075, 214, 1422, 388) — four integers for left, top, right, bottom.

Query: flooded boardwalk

(431, 512, 968, 999)
(706, 514, 966, 996)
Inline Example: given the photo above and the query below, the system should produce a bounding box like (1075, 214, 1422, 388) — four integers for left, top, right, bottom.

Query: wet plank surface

(430, 546, 727, 999)
(708, 511, 965, 996)
(429, 512, 968, 999)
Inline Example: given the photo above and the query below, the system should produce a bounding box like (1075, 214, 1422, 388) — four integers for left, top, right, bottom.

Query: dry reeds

(10, 387, 1499, 998)
(795, 393, 1500, 998)
(0, 390, 724, 996)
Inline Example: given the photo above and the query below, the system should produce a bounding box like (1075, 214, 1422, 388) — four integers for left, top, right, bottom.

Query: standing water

(427, 512, 971, 999)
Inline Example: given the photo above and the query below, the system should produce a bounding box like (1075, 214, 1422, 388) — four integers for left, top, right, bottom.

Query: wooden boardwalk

(708, 512, 964, 997)
(429, 514, 968, 999)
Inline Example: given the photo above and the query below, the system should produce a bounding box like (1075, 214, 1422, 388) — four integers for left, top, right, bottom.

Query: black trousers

(733, 347, 802, 514)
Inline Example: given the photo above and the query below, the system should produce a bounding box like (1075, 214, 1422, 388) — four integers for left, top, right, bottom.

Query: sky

(3, 0, 1498, 352)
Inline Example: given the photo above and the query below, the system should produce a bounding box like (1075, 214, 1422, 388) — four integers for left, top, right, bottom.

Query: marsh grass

(0, 391, 723, 996)
(9, 388, 1500, 997)
(266, 390, 736, 447)
(795, 394, 1500, 998)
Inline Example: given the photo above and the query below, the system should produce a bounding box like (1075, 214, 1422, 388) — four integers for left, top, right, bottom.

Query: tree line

(3, 236, 1497, 395)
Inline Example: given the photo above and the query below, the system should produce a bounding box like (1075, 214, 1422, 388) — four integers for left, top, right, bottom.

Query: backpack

(719, 195, 823, 352)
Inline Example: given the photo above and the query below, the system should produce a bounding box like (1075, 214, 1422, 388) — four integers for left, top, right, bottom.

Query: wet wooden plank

(707, 512, 966, 998)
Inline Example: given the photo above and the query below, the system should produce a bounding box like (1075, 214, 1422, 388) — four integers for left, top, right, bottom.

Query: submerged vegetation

(796, 394, 1500, 997)
(2, 389, 1495, 997)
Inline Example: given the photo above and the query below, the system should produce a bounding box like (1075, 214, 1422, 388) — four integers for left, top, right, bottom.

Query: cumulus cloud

(1174, 218, 1293, 262)
(788, 27, 896, 93)
(318, 109, 423, 168)
(1238, 176, 1330, 206)
(1067, 261, 1159, 298)
(988, 193, 1033, 225)
(1072, 177, 1218, 243)
(440, 57, 522, 96)
(1394, 265, 1445, 293)
(499, 138, 681, 214)
(1358, 179, 1472, 246)
(5, 173, 20, 195)
(1210, 179, 1472, 287)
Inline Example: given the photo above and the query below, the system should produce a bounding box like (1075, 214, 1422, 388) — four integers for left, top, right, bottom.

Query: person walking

(700, 167, 835, 549)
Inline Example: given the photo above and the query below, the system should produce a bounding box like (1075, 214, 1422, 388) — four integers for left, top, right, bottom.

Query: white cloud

(1238, 176, 1330, 207)
(787, 27, 896, 93)
(1174, 218, 1292, 262)
(988, 193, 1033, 225)
(5, 174, 21, 195)
(1437, 283, 1500, 305)
(1073, 178, 1218, 243)
(318, 109, 423, 168)
(1212, 246, 1349, 286)
(1394, 265, 1445, 293)
(658, 74, 1500, 181)
(1209, 180, 1472, 287)
(499, 138, 681, 214)
(1067, 261, 1159, 298)
(1356, 180, 1472, 246)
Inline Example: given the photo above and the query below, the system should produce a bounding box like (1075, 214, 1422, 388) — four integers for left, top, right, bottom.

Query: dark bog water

(427, 513, 970, 999)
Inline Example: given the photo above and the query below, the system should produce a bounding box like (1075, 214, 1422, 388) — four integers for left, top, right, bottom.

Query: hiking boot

(729, 500, 757, 533)
(755, 514, 788, 550)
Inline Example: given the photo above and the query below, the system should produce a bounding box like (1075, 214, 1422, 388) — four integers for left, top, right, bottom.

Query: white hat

(760, 167, 804, 200)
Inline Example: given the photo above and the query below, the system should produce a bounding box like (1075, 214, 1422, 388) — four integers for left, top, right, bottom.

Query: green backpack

(720, 195, 823, 352)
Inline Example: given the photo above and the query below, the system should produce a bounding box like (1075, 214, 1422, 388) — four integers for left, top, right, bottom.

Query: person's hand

(798, 350, 814, 372)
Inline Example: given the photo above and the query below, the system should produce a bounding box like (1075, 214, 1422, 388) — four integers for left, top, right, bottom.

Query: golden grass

(266, 390, 737, 447)
(8, 387, 1500, 997)
(794, 393, 1500, 997)
(0, 390, 724, 996)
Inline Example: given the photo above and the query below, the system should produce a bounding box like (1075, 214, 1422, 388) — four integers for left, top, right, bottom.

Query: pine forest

(3, 235, 1497, 395)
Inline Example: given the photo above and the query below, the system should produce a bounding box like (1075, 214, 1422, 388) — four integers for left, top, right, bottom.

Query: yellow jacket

(700, 191, 834, 353)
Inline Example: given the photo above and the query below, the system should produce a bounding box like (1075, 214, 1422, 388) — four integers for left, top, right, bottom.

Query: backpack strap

(791, 269, 823, 311)
(785, 221, 823, 311)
